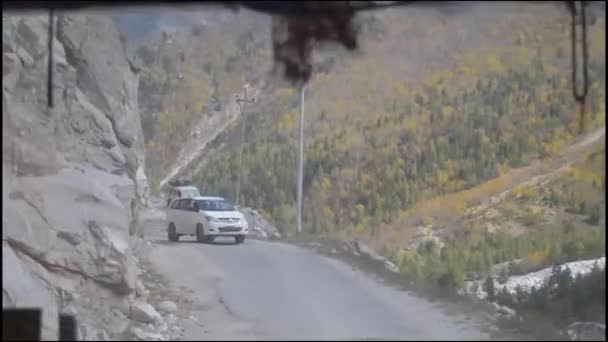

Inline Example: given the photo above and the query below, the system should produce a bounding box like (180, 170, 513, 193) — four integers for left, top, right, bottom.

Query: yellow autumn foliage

(526, 249, 549, 266)
(513, 184, 535, 200)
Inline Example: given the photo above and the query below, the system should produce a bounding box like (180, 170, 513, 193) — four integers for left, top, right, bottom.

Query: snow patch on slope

(464, 257, 606, 300)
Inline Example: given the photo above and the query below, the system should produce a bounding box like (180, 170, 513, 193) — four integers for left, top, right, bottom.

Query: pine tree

(586, 204, 601, 225)
(498, 267, 509, 284)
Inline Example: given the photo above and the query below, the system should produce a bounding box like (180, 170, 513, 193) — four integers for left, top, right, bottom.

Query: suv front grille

(219, 227, 242, 233)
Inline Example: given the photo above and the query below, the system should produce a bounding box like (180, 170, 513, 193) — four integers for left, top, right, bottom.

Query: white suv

(166, 196, 249, 244)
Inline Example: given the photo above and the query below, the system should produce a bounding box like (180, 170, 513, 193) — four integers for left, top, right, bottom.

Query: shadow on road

(152, 238, 241, 247)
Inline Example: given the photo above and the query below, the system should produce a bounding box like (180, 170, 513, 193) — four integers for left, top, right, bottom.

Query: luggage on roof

(169, 179, 192, 187)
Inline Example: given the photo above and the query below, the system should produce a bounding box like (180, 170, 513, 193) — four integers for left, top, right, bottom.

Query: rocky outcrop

(127, 10, 273, 185)
(240, 207, 281, 240)
(567, 322, 606, 341)
(3, 12, 149, 340)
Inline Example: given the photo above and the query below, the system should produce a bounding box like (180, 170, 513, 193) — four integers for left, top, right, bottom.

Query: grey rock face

(2, 242, 59, 341)
(3, 11, 149, 341)
(3, 167, 139, 294)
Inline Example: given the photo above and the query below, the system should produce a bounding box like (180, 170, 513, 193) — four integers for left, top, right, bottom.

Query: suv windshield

(196, 199, 235, 211)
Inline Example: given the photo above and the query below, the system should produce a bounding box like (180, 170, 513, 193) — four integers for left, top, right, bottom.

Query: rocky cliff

(3, 12, 151, 340)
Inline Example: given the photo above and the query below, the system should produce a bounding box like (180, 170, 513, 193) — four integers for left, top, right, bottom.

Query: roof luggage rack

(169, 179, 193, 187)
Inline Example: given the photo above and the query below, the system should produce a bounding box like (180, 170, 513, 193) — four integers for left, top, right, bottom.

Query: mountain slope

(191, 2, 605, 237)
(126, 8, 273, 189)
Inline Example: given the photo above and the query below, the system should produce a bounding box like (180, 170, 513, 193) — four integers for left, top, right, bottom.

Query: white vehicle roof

(192, 196, 226, 201)
(173, 185, 199, 192)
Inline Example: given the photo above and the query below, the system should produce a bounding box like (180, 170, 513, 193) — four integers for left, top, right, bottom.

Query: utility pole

(296, 84, 305, 234)
(235, 86, 255, 207)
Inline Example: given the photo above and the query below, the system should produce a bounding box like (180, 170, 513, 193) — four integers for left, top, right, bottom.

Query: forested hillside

(396, 136, 605, 289)
(192, 2, 605, 240)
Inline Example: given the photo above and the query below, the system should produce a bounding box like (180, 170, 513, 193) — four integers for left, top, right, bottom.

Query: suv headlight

(205, 216, 219, 222)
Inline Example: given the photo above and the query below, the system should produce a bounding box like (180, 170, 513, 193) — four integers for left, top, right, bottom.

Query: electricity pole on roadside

(296, 84, 306, 234)
(235, 86, 255, 207)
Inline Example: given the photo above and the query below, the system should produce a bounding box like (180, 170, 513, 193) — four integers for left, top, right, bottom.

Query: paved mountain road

(146, 225, 498, 340)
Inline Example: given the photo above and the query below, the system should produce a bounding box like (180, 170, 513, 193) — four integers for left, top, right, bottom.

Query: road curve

(150, 236, 494, 340)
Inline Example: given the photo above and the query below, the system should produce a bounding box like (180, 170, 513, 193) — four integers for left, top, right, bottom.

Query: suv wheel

(168, 223, 178, 242)
(196, 223, 206, 243)
(235, 235, 245, 244)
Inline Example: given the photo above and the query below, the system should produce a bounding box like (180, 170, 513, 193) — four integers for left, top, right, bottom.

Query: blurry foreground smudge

(271, 7, 359, 85)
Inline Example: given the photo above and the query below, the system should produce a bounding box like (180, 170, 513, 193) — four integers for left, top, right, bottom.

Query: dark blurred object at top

(2, 1, 593, 104)
(1, 1, 450, 85)
(270, 4, 357, 85)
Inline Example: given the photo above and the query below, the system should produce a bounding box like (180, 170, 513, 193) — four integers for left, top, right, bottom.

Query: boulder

(109, 309, 130, 336)
(385, 260, 399, 273)
(79, 324, 109, 341)
(490, 302, 516, 317)
(135, 279, 149, 298)
(253, 226, 268, 239)
(16, 47, 34, 67)
(164, 313, 177, 324)
(130, 327, 165, 341)
(158, 301, 178, 314)
(240, 208, 280, 239)
(355, 241, 385, 262)
(130, 301, 163, 324)
(483, 208, 500, 220)
(567, 322, 606, 341)
(2, 52, 21, 94)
